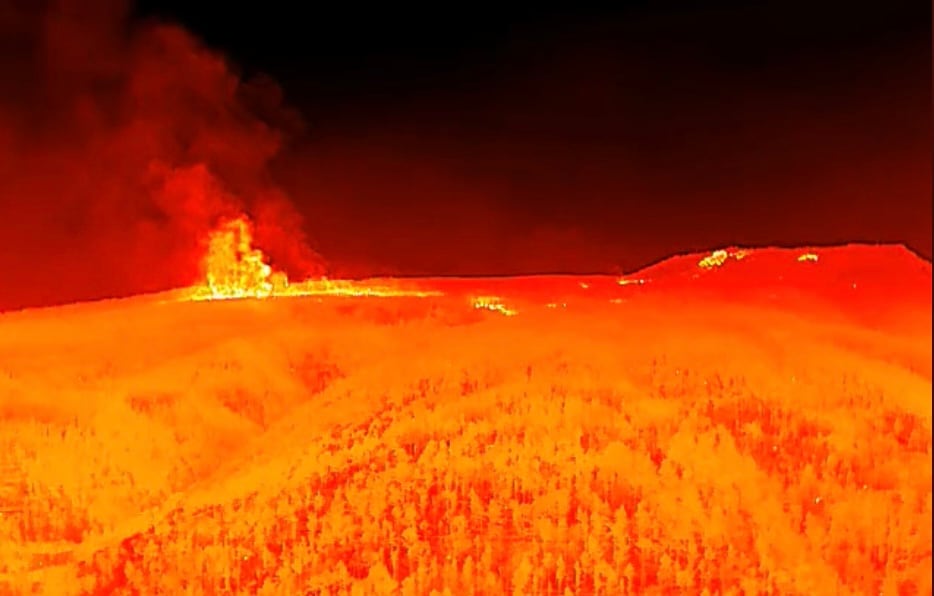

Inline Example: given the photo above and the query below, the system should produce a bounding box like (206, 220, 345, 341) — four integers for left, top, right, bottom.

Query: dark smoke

(1, 2, 929, 310)
(0, 0, 324, 311)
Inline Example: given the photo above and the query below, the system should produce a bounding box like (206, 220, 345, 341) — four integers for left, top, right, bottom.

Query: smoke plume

(0, 0, 324, 311)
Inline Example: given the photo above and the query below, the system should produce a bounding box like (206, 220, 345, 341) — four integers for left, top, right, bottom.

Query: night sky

(0, 1, 930, 309)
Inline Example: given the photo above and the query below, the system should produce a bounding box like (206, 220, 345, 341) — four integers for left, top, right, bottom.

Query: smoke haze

(0, 0, 323, 311)
(1, 1, 929, 310)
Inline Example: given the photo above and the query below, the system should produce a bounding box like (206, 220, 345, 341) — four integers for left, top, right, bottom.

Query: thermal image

(0, 1, 930, 595)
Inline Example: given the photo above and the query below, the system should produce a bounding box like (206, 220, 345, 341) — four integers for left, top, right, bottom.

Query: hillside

(0, 245, 931, 595)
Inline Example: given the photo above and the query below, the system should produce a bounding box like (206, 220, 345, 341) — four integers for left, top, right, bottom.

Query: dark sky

(0, 1, 930, 308)
(137, 1, 931, 275)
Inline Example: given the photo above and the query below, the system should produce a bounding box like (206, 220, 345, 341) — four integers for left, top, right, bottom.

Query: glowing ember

(698, 249, 729, 268)
(798, 252, 819, 262)
(285, 279, 443, 298)
(698, 248, 746, 269)
(472, 296, 517, 316)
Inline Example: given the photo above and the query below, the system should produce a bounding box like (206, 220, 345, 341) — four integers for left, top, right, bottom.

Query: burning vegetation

(188, 214, 443, 303)
(0, 4, 930, 595)
(197, 216, 282, 301)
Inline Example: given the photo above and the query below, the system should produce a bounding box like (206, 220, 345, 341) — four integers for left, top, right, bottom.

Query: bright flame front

(196, 217, 281, 300)
(188, 215, 442, 302)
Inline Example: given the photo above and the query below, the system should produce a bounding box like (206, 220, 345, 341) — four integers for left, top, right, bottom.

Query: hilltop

(0, 243, 930, 594)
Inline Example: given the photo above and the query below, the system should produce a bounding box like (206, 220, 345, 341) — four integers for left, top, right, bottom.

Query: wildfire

(698, 248, 747, 269)
(472, 296, 518, 316)
(196, 217, 281, 300)
(188, 215, 443, 302)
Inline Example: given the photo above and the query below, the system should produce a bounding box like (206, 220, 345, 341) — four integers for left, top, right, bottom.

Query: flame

(196, 217, 279, 300)
(472, 296, 518, 316)
(698, 248, 747, 269)
(698, 249, 729, 269)
(188, 215, 442, 302)
(798, 252, 819, 262)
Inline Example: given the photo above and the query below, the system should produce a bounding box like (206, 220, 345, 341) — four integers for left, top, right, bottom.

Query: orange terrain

(0, 221, 931, 595)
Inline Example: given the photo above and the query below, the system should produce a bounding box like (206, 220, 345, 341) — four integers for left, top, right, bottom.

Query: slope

(0, 244, 930, 595)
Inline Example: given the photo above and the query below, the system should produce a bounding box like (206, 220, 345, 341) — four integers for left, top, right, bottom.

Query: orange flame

(472, 296, 518, 316)
(196, 216, 284, 300)
(188, 215, 442, 302)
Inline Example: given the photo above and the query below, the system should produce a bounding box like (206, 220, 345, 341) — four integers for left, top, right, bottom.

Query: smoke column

(0, 0, 324, 311)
